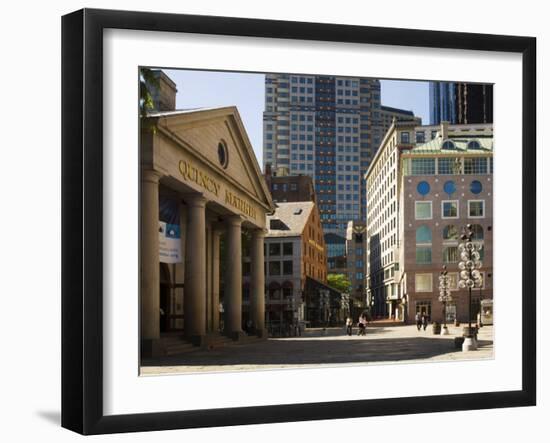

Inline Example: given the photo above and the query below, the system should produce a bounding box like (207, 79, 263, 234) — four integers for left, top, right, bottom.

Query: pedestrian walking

(415, 312, 421, 331)
(345, 317, 353, 336)
(357, 315, 367, 336)
(422, 313, 429, 331)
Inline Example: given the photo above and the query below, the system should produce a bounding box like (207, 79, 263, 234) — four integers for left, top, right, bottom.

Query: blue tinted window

(443, 180, 456, 196)
(470, 180, 483, 194)
(416, 225, 432, 244)
(417, 181, 430, 195)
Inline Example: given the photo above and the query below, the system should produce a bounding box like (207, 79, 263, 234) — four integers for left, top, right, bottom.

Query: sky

(165, 69, 430, 165)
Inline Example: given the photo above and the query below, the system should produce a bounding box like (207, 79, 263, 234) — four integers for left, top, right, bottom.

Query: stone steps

(203, 334, 235, 349)
(160, 333, 263, 356)
(161, 336, 198, 356)
(236, 334, 266, 345)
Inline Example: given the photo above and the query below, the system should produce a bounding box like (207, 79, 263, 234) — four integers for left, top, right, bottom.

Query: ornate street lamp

(341, 293, 350, 319)
(319, 290, 330, 329)
(458, 224, 483, 351)
(438, 266, 453, 335)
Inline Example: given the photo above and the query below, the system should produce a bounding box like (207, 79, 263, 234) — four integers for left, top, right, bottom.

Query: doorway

(159, 263, 184, 333)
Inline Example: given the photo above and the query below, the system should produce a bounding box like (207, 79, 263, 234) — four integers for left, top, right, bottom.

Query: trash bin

(432, 322, 441, 335)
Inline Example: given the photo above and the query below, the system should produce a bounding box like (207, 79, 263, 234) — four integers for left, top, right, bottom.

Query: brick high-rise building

(365, 121, 493, 322)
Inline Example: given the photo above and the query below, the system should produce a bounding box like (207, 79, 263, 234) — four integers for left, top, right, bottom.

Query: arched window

(443, 225, 459, 241)
(471, 224, 484, 240)
(416, 225, 432, 264)
(442, 140, 456, 150)
(467, 140, 481, 150)
(268, 282, 281, 300)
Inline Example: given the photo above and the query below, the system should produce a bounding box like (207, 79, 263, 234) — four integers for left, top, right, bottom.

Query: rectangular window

(415, 131, 425, 143)
(415, 273, 433, 292)
(438, 158, 462, 174)
(445, 304, 457, 322)
(415, 201, 433, 219)
(269, 261, 281, 275)
(468, 200, 485, 218)
(416, 247, 432, 264)
(442, 200, 459, 218)
(283, 260, 293, 275)
(401, 131, 410, 143)
(411, 158, 436, 175)
(283, 242, 293, 255)
(464, 157, 488, 174)
(269, 243, 281, 256)
(447, 272, 459, 290)
(442, 246, 459, 263)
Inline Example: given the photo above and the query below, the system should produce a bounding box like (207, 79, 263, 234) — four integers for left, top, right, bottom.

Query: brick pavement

(141, 324, 493, 375)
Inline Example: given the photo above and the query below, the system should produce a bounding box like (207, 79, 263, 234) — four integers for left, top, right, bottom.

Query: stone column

(211, 226, 222, 332)
(205, 223, 212, 332)
(250, 229, 267, 337)
(184, 194, 207, 341)
(225, 215, 243, 338)
(140, 170, 161, 356)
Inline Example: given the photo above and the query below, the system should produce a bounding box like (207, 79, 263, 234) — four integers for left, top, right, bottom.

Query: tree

(327, 273, 352, 294)
(139, 67, 159, 118)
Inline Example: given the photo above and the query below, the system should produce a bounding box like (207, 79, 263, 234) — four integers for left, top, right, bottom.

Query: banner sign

(159, 197, 181, 263)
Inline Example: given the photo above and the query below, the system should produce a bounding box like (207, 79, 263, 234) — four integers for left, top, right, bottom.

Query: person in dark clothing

(422, 314, 429, 331)
(346, 317, 353, 336)
(415, 312, 422, 331)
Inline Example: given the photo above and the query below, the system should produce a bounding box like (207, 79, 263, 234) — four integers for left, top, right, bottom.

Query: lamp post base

(462, 336, 478, 351)
(440, 326, 449, 335)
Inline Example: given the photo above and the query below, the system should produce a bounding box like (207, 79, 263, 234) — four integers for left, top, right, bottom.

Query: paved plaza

(141, 323, 494, 375)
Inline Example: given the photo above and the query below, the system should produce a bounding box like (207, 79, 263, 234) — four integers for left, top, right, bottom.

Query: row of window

(290, 114, 314, 122)
(406, 157, 493, 175)
(415, 245, 485, 265)
(267, 260, 293, 276)
(271, 183, 298, 192)
(416, 180, 484, 196)
(291, 77, 314, 84)
(291, 87, 314, 94)
(337, 194, 360, 201)
(416, 224, 484, 243)
(415, 272, 487, 292)
(415, 200, 486, 220)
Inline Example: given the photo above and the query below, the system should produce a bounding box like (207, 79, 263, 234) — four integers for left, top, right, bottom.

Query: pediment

(152, 107, 275, 212)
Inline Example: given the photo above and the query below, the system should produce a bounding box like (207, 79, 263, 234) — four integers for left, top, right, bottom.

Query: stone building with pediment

(140, 103, 275, 357)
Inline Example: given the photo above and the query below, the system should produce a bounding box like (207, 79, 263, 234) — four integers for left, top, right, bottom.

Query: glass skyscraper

(263, 73, 382, 263)
(429, 82, 457, 125)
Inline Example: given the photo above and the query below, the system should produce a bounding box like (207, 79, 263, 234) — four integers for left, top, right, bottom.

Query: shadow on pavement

(302, 327, 392, 337)
(141, 336, 493, 368)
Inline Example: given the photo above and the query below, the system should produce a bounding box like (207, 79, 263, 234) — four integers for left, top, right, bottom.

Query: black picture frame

(62, 8, 537, 435)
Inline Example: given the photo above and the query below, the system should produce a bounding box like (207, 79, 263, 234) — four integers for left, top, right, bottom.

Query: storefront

(140, 106, 275, 357)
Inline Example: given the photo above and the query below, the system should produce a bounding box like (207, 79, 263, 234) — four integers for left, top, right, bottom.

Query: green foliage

(139, 67, 159, 117)
(327, 273, 351, 294)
